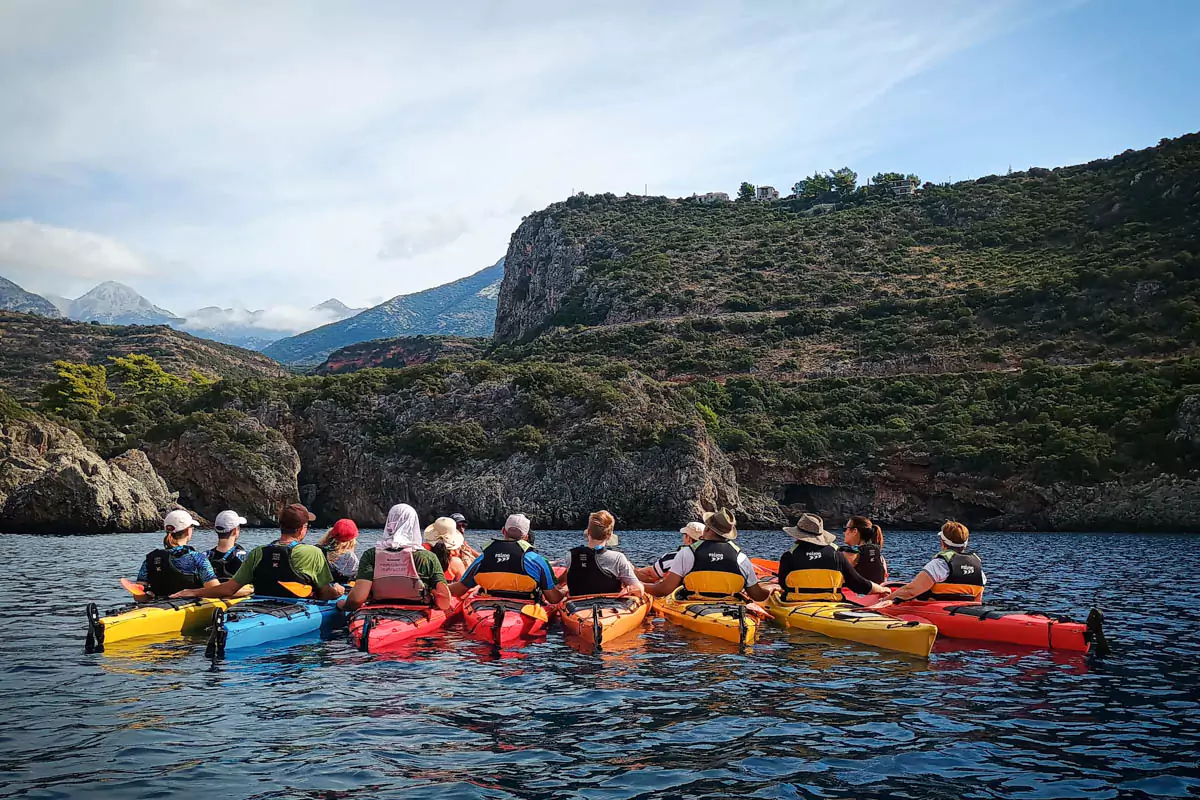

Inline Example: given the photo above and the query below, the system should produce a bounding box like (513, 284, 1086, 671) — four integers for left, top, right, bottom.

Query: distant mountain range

(0, 276, 60, 317)
(262, 258, 504, 366)
(0, 259, 504, 361)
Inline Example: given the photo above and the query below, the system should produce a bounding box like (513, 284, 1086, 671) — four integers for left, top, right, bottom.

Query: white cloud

(0, 219, 150, 296)
(0, 1, 1052, 311)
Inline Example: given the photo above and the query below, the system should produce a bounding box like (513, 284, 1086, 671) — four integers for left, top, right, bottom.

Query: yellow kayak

(85, 597, 245, 652)
(765, 595, 937, 657)
(652, 591, 758, 646)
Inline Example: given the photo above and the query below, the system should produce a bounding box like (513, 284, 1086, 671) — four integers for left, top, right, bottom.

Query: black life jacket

(920, 549, 985, 601)
(854, 543, 887, 585)
(145, 546, 203, 597)
(566, 545, 622, 596)
(250, 543, 310, 598)
(473, 538, 539, 599)
(778, 541, 843, 602)
(682, 540, 746, 598)
(320, 543, 356, 584)
(207, 545, 246, 581)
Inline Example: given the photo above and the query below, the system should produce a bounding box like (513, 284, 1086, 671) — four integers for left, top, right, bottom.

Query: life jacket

(250, 543, 311, 598)
(207, 545, 246, 581)
(371, 544, 429, 603)
(779, 540, 843, 602)
(566, 545, 622, 596)
(145, 546, 203, 597)
(921, 549, 985, 601)
(854, 543, 887, 585)
(473, 539, 540, 600)
(682, 540, 746, 598)
(320, 544, 356, 584)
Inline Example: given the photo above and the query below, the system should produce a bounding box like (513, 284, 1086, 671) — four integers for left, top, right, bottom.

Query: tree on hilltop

(737, 182, 756, 202)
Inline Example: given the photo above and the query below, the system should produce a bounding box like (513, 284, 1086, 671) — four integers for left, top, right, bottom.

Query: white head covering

(380, 503, 422, 550)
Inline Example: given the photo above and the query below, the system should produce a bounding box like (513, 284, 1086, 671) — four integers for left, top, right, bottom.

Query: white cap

(163, 509, 198, 534)
(214, 510, 247, 534)
(503, 513, 531, 537)
(680, 521, 705, 538)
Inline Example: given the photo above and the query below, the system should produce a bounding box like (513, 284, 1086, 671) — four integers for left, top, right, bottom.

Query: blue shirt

(137, 546, 218, 584)
(460, 547, 556, 591)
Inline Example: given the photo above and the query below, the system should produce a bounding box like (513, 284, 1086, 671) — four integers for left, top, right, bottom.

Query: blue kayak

(205, 597, 344, 658)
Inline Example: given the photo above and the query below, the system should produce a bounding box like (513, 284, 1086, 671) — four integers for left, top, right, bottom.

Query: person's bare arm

(873, 572, 933, 607)
(432, 583, 453, 610)
(645, 572, 683, 598)
(315, 582, 345, 601)
(338, 579, 372, 612)
(173, 580, 242, 599)
(745, 582, 775, 602)
(203, 578, 221, 588)
(542, 586, 565, 604)
(634, 565, 660, 583)
(449, 580, 471, 598)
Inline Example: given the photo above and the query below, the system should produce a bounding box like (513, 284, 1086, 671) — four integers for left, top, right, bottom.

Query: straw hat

(424, 516, 465, 550)
(783, 512, 835, 546)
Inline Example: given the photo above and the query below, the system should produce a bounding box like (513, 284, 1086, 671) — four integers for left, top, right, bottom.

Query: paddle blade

(120, 578, 150, 599)
(278, 581, 314, 598)
(520, 603, 549, 622)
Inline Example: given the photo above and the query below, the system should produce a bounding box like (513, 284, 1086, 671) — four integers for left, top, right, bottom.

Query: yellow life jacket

(682, 540, 746, 598)
(781, 540, 843, 602)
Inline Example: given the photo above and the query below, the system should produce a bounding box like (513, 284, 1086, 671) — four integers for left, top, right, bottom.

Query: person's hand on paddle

(171, 588, 200, 599)
(869, 598, 895, 609)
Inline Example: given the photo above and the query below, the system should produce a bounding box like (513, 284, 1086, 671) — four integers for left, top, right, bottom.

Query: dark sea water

(0, 528, 1198, 800)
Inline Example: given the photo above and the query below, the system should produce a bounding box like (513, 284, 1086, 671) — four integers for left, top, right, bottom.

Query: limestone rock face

(247, 370, 738, 529)
(146, 411, 300, 525)
(0, 414, 176, 534)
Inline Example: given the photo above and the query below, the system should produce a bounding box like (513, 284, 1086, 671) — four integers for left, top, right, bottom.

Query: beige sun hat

(424, 516, 465, 549)
(783, 512, 836, 546)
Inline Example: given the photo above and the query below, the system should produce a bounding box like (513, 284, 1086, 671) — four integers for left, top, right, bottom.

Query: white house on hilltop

(693, 191, 730, 203)
(756, 185, 780, 201)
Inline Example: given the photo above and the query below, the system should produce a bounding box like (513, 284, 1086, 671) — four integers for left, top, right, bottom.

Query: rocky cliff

(0, 411, 178, 534)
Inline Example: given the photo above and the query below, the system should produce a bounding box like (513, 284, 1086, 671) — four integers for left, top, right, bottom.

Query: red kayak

(349, 599, 462, 653)
(843, 589, 1107, 654)
(462, 595, 556, 647)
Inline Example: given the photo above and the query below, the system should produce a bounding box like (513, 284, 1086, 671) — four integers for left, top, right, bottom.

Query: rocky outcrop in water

(0, 413, 177, 534)
(146, 411, 300, 525)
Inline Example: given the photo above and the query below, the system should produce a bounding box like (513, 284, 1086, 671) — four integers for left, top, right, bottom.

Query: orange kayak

(559, 594, 651, 648)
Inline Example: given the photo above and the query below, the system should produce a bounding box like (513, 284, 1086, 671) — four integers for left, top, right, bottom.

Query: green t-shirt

(357, 547, 446, 589)
(232, 542, 335, 588)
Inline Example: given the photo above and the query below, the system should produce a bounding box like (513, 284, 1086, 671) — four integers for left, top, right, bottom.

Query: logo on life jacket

(806, 551, 823, 561)
(496, 553, 511, 563)
(709, 553, 724, 562)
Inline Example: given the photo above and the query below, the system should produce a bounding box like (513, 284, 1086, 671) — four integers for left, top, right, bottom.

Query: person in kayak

(450, 513, 564, 603)
(635, 521, 703, 583)
(424, 516, 468, 581)
(644, 509, 774, 602)
(564, 511, 644, 597)
(840, 515, 888, 585)
(449, 512, 481, 561)
(136, 510, 220, 600)
(317, 518, 360, 584)
(339, 503, 452, 613)
(776, 513, 890, 602)
(172, 503, 344, 601)
(874, 521, 986, 607)
(207, 510, 249, 581)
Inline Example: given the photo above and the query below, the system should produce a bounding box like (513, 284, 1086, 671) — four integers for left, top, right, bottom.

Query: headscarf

(380, 503, 422, 550)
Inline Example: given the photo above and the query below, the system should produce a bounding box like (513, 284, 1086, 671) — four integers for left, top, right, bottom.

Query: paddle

(120, 578, 150, 599)
(520, 603, 549, 622)
(278, 581, 314, 598)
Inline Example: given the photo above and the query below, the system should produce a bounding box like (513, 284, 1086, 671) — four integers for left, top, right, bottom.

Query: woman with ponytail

(841, 516, 888, 584)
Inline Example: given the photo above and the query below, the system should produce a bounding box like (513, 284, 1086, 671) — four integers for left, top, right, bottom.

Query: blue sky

(0, 0, 1196, 328)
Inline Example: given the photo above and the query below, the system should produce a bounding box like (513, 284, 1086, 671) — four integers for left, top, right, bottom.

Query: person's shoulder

(413, 547, 439, 564)
(292, 543, 325, 557)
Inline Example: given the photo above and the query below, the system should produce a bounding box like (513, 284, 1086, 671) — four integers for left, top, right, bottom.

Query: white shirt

(668, 544, 759, 586)
(921, 555, 988, 586)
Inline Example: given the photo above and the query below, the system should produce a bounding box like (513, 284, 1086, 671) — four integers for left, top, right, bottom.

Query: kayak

(206, 597, 344, 658)
(652, 590, 759, 646)
(85, 597, 245, 653)
(462, 595, 556, 647)
(348, 599, 463, 653)
(559, 594, 651, 649)
(843, 590, 1107, 654)
(764, 594, 937, 657)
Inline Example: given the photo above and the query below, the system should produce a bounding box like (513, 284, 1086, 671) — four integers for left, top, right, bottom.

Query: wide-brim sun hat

(679, 521, 705, 539)
(424, 516, 459, 544)
(702, 508, 738, 540)
(783, 512, 836, 546)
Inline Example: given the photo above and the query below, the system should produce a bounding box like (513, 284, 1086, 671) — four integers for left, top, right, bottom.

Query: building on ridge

(755, 185, 780, 202)
(693, 191, 730, 203)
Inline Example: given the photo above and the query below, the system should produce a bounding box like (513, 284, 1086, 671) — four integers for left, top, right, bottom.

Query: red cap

(278, 503, 316, 532)
(329, 518, 359, 542)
